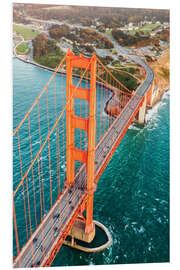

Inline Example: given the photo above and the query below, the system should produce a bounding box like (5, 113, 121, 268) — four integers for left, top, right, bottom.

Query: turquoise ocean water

(13, 58, 169, 266)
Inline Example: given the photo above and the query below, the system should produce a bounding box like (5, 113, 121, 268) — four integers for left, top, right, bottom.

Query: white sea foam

(157, 217, 162, 224)
(146, 101, 163, 122)
(128, 124, 141, 131)
(124, 224, 129, 231)
(138, 225, 145, 234)
(146, 90, 170, 123)
(31, 140, 40, 147)
(162, 90, 170, 100)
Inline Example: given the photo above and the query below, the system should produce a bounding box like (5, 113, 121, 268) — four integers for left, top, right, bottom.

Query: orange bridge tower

(65, 49, 97, 242)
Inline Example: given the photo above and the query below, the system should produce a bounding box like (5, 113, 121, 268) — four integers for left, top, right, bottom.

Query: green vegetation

(13, 24, 39, 40)
(111, 61, 126, 68)
(128, 29, 150, 35)
(97, 55, 113, 65)
(33, 33, 65, 69)
(49, 24, 71, 39)
(111, 60, 143, 81)
(111, 70, 139, 90)
(117, 66, 139, 75)
(100, 67, 139, 91)
(34, 53, 64, 69)
(128, 23, 160, 36)
(49, 25, 114, 50)
(112, 28, 159, 48)
(105, 29, 112, 36)
(16, 42, 30, 55)
(143, 23, 159, 30)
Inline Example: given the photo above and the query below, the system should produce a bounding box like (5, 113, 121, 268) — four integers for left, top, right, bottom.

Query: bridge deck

(14, 176, 87, 268)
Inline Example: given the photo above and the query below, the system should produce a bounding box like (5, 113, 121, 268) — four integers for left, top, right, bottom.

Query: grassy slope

(34, 53, 65, 69)
(13, 25, 39, 40)
(129, 23, 160, 35)
(16, 42, 30, 55)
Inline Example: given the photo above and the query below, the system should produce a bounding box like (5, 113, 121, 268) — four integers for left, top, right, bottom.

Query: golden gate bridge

(13, 48, 154, 267)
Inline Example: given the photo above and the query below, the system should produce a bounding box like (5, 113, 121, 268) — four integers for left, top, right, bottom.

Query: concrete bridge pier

(68, 218, 95, 243)
(134, 81, 154, 125)
(135, 94, 147, 125)
(64, 219, 112, 252)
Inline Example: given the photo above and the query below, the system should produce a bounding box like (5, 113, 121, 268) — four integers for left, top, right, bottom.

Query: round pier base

(63, 220, 112, 252)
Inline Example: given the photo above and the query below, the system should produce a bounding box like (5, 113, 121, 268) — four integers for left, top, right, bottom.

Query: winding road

(24, 16, 154, 96)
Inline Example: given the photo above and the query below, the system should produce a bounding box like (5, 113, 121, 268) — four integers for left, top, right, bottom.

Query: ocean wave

(146, 90, 170, 123)
(162, 90, 170, 101)
(128, 123, 141, 131)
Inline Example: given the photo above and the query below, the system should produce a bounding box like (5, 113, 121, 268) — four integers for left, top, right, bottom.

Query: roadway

(13, 169, 87, 267)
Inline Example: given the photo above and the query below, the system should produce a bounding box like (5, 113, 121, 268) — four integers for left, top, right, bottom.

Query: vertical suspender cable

(37, 99, 45, 216)
(27, 113, 37, 228)
(17, 130, 28, 240)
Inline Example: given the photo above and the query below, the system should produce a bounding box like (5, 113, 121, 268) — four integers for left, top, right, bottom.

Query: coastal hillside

(149, 48, 170, 105)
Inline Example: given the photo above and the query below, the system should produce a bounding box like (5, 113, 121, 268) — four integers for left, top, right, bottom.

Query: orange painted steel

(85, 53, 97, 234)
(27, 113, 38, 228)
(37, 99, 46, 214)
(146, 81, 153, 106)
(72, 86, 90, 100)
(65, 49, 97, 234)
(66, 49, 75, 186)
(13, 198, 20, 256)
(17, 130, 28, 240)
(37, 155, 43, 222)
(13, 49, 152, 267)
(26, 175, 32, 236)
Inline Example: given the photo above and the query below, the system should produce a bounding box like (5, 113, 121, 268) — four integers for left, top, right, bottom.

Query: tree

(49, 24, 70, 39)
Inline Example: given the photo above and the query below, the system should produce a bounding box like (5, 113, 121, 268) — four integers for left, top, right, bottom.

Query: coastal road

(25, 16, 154, 95)
(103, 32, 154, 97)
(13, 35, 24, 57)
